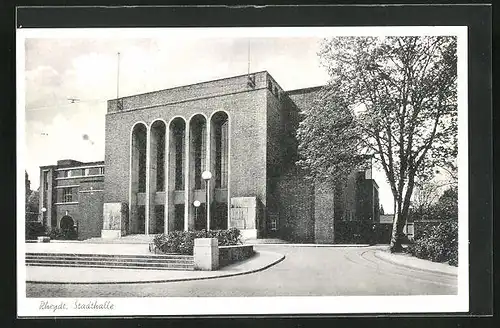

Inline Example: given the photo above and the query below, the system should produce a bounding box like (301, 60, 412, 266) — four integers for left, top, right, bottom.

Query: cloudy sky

(21, 28, 395, 211)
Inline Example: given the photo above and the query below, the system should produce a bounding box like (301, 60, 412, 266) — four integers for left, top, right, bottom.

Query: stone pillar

(145, 125, 151, 235)
(164, 125, 171, 234)
(184, 125, 191, 231)
(206, 122, 213, 231)
(148, 125, 158, 234)
(193, 238, 219, 271)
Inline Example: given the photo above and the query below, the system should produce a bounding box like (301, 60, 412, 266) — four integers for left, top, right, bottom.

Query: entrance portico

(126, 111, 229, 236)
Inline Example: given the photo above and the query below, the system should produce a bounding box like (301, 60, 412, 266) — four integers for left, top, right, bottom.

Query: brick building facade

(38, 71, 379, 243)
(39, 159, 105, 240)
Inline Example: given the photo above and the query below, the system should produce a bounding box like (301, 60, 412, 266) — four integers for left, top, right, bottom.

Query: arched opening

(151, 120, 166, 192)
(190, 114, 207, 230)
(130, 123, 147, 234)
(210, 111, 229, 230)
(167, 118, 186, 232)
(60, 215, 74, 230)
(190, 115, 207, 190)
(149, 120, 166, 234)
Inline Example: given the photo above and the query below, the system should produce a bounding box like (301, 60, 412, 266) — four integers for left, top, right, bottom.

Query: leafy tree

(25, 171, 40, 221)
(297, 36, 457, 252)
(26, 189, 40, 214)
(25, 170, 31, 201)
(433, 186, 458, 220)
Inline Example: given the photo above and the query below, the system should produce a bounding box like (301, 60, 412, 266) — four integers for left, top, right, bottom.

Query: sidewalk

(374, 249, 458, 276)
(25, 250, 285, 284)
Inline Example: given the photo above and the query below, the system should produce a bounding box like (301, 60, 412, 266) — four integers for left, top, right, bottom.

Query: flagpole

(247, 39, 250, 75)
(116, 52, 120, 99)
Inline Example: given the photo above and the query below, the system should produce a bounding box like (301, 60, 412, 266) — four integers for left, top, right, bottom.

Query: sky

(22, 28, 397, 212)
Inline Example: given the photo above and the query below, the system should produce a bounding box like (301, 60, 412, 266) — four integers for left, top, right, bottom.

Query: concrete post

(193, 238, 219, 271)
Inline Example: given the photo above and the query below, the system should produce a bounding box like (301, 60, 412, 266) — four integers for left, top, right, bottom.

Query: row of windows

(57, 167, 104, 179)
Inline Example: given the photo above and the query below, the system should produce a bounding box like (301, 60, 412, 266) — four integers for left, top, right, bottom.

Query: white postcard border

(17, 25, 469, 317)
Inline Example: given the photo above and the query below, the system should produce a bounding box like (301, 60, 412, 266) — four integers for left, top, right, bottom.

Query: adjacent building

(39, 159, 105, 240)
(38, 71, 380, 243)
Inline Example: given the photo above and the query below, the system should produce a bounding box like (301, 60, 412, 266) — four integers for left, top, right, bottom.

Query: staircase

(26, 252, 194, 271)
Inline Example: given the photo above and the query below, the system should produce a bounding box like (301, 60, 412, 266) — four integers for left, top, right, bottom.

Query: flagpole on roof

(116, 52, 121, 99)
(247, 38, 250, 75)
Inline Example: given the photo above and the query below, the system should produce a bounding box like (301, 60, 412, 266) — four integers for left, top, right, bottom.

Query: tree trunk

(389, 201, 408, 253)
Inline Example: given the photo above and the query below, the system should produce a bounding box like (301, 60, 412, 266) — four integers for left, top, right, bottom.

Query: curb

(246, 243, 371, 247)
(26, 251, 285, 285)
(374, 250, 458, 277)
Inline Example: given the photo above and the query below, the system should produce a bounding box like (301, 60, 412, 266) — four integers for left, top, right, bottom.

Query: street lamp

(40, 207, 47, 225)
(201, 170, 212, 231)
(193, 200, 201, 228)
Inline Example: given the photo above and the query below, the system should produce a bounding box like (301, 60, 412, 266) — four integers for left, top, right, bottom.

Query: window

(73, 169, 84, 177)
(43, 171, 49, 190)
(98, 167, 104, 175)
(194, 123, 206, 189)
(174, 132, 184, 190)
(62, 187, 75, 203)
(84, 168, 90, 176)
(215, 119, 228, 188)
(270, 215, 278, 231)
(58, 170, 68, 178)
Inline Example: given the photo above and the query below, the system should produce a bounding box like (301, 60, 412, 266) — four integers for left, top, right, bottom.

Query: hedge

(406, 220, 458, 266)
(152, 228, 241, 255)
(48, 227, 78, 240)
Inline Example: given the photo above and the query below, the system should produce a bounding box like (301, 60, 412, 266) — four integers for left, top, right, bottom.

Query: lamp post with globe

(193, 200, 201, 229)
(201, 171, 212, 231)
(40, 207, 47, 225)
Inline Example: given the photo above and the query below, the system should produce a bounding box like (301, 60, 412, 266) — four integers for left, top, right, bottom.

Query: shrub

(407, 220, 458, 266)
(152, 228, 241, 255)
(25, 221, 46, 240)
(48, 227, 78, 240)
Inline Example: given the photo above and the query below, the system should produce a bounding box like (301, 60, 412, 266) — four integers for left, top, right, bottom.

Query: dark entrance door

(60, 215, 77, 239)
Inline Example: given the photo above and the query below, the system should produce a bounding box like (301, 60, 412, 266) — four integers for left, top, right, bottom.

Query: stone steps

(26, 252, 195, 271)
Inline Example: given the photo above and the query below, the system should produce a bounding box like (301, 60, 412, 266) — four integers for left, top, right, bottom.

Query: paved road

(26, 245, 457, 297)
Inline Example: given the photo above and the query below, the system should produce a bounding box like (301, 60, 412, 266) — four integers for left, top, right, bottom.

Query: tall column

(164, 126, 170, 234)
(226, 117, 231, 229)
(184, 125, 190, 231)
(148, 125, 159, 234)
(145, 125, 151, 235)
(206, 120, 212, 230)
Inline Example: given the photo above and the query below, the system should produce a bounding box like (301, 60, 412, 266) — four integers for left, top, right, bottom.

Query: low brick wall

(219, 245, 254, 267)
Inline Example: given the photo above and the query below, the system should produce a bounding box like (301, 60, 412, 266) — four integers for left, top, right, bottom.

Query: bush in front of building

(152, 228, 242, 255)
(25, 221, 46, 240)
(406, 220, 458, 266)
(48, 227, 78, 240)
